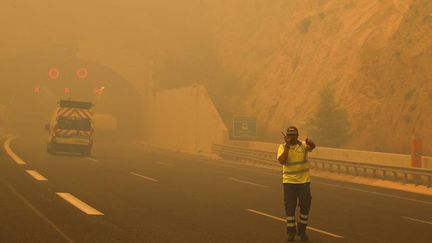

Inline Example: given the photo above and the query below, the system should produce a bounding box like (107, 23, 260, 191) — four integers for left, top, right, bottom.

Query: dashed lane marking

(246, 209, 344, 239)
(56, 193, 104, 216)
(3, 137, 26, 165)
(228, 177, 269, 188)
(1, 178, 74, 242)
(26, 170, 48, 181)
(402, 216, 432, 225)
(130, 172, 159, 183)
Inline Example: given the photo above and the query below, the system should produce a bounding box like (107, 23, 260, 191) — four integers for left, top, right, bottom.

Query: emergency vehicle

(46, 100, 94, 156)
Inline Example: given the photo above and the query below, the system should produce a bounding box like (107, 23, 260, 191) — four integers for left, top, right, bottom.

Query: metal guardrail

(212, 144, 432, 187)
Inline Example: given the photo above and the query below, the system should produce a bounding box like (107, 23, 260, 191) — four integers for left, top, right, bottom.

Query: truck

(46, 100, 94, 156)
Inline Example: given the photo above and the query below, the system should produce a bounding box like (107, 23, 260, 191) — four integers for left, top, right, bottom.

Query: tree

(307, 86, 350, 147)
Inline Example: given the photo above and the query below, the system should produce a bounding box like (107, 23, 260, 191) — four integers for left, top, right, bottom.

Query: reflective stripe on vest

(283, 160, 307, 166)
(283, 168, 310, 175)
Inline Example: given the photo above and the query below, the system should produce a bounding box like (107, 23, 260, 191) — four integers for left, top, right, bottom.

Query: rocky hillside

(208, 0, 432, 155)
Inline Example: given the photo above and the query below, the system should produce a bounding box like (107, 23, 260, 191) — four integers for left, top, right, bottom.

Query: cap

(286, 126, 299, 135)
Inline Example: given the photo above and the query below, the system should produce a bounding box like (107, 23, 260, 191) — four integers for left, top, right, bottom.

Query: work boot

(286, 233, 296, 242)
(297, 222, 308, 242)
(298, 232, 309, 242)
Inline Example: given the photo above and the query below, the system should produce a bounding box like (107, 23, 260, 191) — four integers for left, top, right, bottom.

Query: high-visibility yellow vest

(277, 141, 310, 184)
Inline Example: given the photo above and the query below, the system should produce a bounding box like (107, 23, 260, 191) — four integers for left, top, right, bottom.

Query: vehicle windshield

(57, 117, 91, 131)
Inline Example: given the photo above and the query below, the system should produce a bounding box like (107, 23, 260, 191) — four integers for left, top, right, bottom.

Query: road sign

(76, 67, 88, 79)
(48, 68, 60, 79)
(232, 116, 257, 139)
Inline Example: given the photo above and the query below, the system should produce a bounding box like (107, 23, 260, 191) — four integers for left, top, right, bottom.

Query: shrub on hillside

(307, 86, 350, 147)
(299, 17, 312, 34)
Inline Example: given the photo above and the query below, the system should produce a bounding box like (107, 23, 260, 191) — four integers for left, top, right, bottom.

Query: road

(0, 135, 431, 242)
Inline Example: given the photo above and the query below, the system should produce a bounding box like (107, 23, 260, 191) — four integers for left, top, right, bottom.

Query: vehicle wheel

(82, 146, 92, 157)
(47, 143, 53, 154)
(47, 142, 57, 154)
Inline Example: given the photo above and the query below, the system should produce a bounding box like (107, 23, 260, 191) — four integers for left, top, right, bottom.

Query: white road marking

(26, 170, 48, 181)
(155, 161, 175, 166)
(86, 158, 98, 162)
(402, 216, 432, 225)
(315, 181, 432, 205)
(56, 193, 104, 216)
(228, 177, 269, 188)
(3, 137, 26, 165)
(130, 172, 159, 182)
(2, 179, 74, 243)
(246, 209, 344, 238)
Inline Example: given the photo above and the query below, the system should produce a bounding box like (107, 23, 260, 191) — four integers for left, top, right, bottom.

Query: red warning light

(94, 86, 105, 94)
(33, 87, 41, 94)
(48, 68, 60, 80)
(64, 87, 71, 93)
(76, 67, 88, 79)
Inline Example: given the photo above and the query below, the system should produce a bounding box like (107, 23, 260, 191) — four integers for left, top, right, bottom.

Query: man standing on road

(277, 126, 316, 242)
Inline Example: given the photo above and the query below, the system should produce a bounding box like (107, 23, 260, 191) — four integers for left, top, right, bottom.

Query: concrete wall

(229, 140, 432, 169)
(148, 84, 228, 154)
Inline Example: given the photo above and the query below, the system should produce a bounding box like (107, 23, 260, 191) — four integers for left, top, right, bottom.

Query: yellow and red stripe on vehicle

(55, 129, 92, 137)
(57, 108, 93, 120)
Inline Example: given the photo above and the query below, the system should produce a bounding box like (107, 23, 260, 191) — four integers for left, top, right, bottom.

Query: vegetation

(307, 86, 350, 147)
(299, 17, 312, 34)
(153, 38, 241, 116)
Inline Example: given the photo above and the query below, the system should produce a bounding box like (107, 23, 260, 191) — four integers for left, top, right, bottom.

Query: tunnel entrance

(0, 47, 143, 139)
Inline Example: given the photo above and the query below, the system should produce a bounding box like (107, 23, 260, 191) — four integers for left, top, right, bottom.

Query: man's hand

(305, 138, 316, 151)
(282, 132, 291, 145)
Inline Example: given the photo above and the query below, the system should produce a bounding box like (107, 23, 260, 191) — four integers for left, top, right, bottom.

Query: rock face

(209, 0, 432, 155)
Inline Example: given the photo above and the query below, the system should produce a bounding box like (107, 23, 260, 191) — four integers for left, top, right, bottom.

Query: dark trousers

(283, 183, 312, 234)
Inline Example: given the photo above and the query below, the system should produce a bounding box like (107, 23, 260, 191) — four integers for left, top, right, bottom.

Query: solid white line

(130, 172, 159, 182)
(86, 158, 98, 162)
(26, 170, 48, 181)
(246, 209, 344, 238)
(228, 177, 269, 188)
(3, 137, 26, 165)
(315, 181, 432, 205)
(56, 193, 104, 216)
(402, 216, 432, 225)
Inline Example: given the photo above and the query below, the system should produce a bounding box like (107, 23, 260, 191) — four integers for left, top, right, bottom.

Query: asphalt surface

(0, 135, 431, 243)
